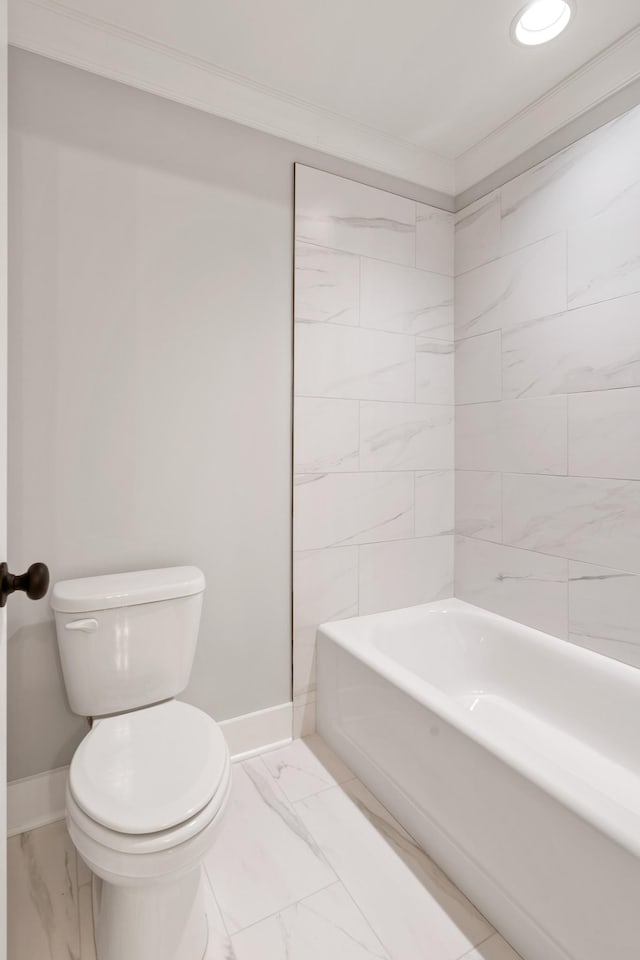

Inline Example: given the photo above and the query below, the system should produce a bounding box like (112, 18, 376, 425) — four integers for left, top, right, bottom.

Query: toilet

(51, 566, 231, 960)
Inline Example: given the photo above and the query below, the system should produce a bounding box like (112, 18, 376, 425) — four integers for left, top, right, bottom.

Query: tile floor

(8, 735, 522, 960)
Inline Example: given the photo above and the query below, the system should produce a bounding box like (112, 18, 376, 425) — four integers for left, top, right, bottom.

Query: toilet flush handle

(65, 618, 99, 632)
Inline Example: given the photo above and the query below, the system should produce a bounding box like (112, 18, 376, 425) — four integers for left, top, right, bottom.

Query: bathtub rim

(317, 597, 640, 859)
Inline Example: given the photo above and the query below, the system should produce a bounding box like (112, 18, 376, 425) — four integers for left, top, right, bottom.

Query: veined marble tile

(455, 536, 568, 638)
(202, 874, 235, 960)
(416, 203, 455, 276)
(415, 469, 454, 537)
(78, 884, 96, 960)
(500, 397, 567, 475)
(359, 401, 454, 471)
(569, 561, 640, 669)
(455, 192, 501, 275)
(568, 387, 640, 480)
(455, 331, 501, 405)
(360, 257, 453, 339)
(293, 546, 358, 697)
(294, 472, 414, 551)
(295, 779, 492, 960)
(500, 105, 640, 255)
(455, 233, 567, 340)
(462, 932, 524, 960)
(415, 337, 454, 404)
(455, 402, 501, 472)
(294, 241, 359, 326)
(358, 536, 454, 615)
(295, 165, 415, 266)
(231, 882, 390, 960)
(295, 321, 415, 401)
(261, 735, 354, 804)
(8, 820, 80, 960)
(203, 758, 336, 934)
(502, 293, 640, 399)
(502, 474, 640, 574)
(294, 397, 359, 473)
(568, 179, 640, 309)
(455, 471, 501, 542)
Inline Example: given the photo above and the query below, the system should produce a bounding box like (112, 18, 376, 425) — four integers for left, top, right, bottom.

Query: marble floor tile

(231, 882, 390, 960)
(461, 932, 524, 959)
(202, 872, 236, 960)
(261, 734, 355, 803)
(295, 778, 493, 960)
(78, 884, 96, 960)
(8, 819, 81, 960)
(203, 757, 336, 933)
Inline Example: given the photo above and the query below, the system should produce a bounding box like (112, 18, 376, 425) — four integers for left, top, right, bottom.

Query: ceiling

(9, 0, 640, 193)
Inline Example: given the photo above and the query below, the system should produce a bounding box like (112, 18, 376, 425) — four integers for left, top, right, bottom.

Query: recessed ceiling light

(511, 0, 575, 46)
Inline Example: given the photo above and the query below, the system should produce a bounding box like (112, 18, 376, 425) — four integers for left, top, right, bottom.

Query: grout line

(295, 236, 454, 279)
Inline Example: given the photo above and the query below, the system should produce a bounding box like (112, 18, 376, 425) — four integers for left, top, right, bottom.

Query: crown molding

(8, 0, 640, 201)
(455, 24, 640, 193)
(8, 0, 455, 194)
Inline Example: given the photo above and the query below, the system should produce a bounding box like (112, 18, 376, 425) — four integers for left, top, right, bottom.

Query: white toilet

(51, 566, 231, 960)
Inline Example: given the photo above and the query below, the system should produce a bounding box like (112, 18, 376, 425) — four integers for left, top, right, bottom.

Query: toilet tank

(51, 567, 205, 717)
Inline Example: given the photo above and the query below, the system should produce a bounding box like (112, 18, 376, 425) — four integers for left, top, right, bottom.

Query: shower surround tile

(416, 337, 455, 404)
(294, 397, 359, 474)
(455, 536, 568, 638)
(455, 332, 501, 405)
(358, 535, 454, 615)
(415, 470, 454, 536)
(416, 203, 455, 276)
(295, 778, 493, 960)
(295, 321, 415, 401)
(568, 180, 640, 309)
(359, 401, 454, 471)
(455, 233, 566, 340)
(500, 106, 640, 255)
(455, 192, 501, 275)
(294, 165, 454, 736)
(360, 257, 453, 338)
(502, 474, 640, 574)
(294, 472, 414, 551)
(295, 165, 415, 266)
(568, 387, 640, 480)
(455, 471, 501, 542)
(294, 242, 359, 326)
(293, 546, 358, 698)
(502, 292, 640, 400)
(568, 561, 640, 668)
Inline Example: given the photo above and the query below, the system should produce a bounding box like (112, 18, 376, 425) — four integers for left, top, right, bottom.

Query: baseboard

(7, 701, 293, 837)
(219, 701, 293, 760)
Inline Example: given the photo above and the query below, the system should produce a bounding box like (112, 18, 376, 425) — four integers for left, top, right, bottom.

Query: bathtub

(316, 598, 640, 960)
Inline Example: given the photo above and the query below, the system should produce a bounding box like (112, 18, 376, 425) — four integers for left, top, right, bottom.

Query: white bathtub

(317, 598, 640, 960)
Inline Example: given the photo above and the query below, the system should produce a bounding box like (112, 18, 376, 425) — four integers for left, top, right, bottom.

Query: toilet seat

(69, 700, 229, 835)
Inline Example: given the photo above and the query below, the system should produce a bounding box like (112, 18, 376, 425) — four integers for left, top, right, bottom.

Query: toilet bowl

(52, 567, 231, 960)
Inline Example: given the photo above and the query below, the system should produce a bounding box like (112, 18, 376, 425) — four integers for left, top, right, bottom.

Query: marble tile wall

(294, 165, 455, 736)
(454, 103, 640, 669)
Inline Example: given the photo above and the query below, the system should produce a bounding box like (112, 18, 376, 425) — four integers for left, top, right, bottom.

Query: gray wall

(454, 104, 640, 668)
(7, 49, 446, 782)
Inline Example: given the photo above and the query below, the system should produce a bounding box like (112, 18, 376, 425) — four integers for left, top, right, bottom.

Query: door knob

(0, 562, 50, 607)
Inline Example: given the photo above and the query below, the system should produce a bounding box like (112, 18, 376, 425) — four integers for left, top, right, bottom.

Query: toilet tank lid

(51, 566, 205, 613)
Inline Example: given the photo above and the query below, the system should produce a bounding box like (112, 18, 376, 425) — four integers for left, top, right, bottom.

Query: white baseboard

(7, 701, 293, 837)
(219, 701, 292, 761)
